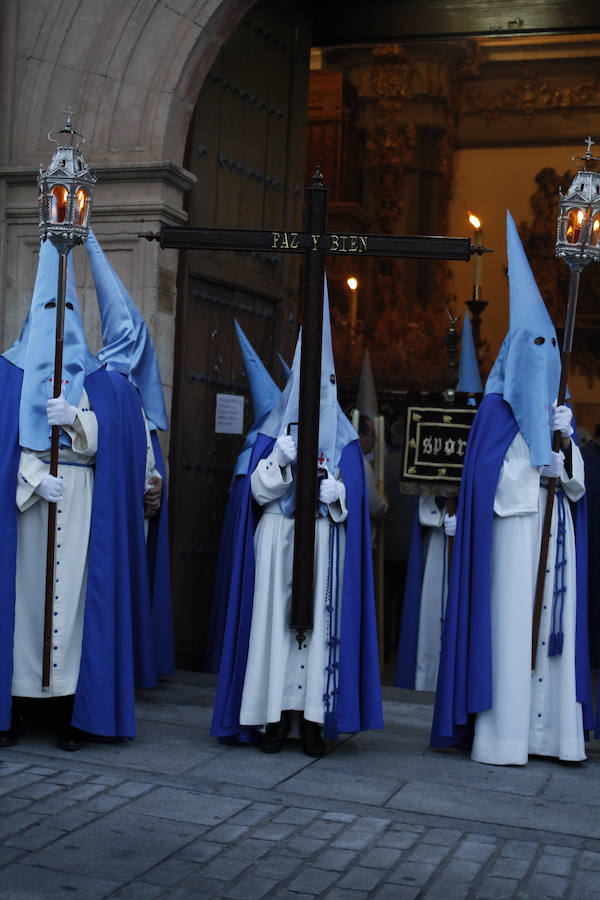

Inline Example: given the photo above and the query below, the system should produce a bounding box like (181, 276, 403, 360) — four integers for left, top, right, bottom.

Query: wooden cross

(142, 168, 489, 646)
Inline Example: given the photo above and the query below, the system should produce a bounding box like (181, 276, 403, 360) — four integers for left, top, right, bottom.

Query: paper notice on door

(215, 393, 245, 434)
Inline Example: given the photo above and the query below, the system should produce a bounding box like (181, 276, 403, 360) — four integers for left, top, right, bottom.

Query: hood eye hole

(551, 337, 556, 347)
(44, 301, 56, 309)
(534, 336, 545, 345)
(65, 301, 74, 310)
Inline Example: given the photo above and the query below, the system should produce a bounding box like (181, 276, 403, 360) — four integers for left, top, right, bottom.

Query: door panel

(170, 1, 311, 667)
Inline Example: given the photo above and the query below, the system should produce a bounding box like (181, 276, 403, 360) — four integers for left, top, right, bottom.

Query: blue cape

(210, 433, 383, 741)
(394, 504, 424, 689)
(0, 358, 148, 738)
(431, 392, 593, 748)
(204, 474, 246, 674)
(582, 440, 600, 669)
(147, 431, 175, 679)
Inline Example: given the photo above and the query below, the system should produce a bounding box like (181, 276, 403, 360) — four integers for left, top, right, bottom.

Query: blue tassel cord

(548, 491, 566, 658)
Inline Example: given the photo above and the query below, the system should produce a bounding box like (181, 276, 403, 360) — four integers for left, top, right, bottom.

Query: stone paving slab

(0, 673, 599, 899)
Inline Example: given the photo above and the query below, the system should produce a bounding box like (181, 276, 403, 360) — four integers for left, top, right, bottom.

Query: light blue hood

(3, 240, 101, 451)
(457, 310, 482, 393)
(259, 278, 358, 515)
(232, 320, 282, 479)
(86, 229, 168, 431)
(485, 211, 561, 467)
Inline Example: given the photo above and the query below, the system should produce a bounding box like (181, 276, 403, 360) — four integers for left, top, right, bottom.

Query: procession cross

(142, 168, 489, 648)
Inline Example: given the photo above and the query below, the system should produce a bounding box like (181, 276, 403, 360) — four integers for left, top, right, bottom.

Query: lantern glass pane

(566, 209, 583, 244)
(591, 214, 600, 247)
(51, 185, 69, 224)
(76, 188, 87, 226)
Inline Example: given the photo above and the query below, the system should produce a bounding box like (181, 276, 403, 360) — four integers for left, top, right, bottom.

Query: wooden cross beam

(142, 169, 489, 645)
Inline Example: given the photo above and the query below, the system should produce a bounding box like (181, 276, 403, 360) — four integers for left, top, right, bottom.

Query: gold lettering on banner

(330, 234, 340, 251)
(340, 235, 348, 251)
(290, 232, 299, 249)
(311, 234, 320, 251)
(281, 233, 289, 249)
(271, 231, 300, 250)
(359, 236, 368, 251)
(272, 232, 280, 248)
(349, 235, 358, 252)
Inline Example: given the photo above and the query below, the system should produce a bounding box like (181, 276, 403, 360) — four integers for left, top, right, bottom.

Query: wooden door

(170, 0, 311, 668)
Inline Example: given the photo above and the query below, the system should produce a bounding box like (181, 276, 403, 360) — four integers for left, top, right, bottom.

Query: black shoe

(260, 712, 291, 754)
(300, 717, 325, 758)
(57, 726, 82, 752)
(0, 712, 24, 748)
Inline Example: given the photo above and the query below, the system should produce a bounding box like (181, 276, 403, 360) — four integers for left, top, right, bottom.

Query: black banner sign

(402, 406, 477, 483)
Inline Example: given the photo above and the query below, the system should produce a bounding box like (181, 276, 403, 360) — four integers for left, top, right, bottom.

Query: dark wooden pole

(531, 266, 581, 670)
(290, 169, 327, 647)
(42, 249, 67, 690)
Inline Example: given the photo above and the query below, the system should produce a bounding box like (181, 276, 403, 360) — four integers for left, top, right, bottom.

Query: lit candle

(469, 213, 483, 300)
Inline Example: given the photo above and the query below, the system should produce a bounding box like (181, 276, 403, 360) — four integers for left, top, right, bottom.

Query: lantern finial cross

(585, 136, 595, 158)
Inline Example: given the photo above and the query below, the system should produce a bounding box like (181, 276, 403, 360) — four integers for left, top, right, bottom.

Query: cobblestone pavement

(1, 673, 599, 899)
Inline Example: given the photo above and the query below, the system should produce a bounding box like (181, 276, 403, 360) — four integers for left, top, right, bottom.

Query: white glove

(551, 401, 573, 438)
(275, 434, 297, 467)
(35, 473, 63, 502)
(443, 513, 457, 537)
(540, 450, 565, 479)
(319, 474, 340, 506)
(47, 393, 77, 427)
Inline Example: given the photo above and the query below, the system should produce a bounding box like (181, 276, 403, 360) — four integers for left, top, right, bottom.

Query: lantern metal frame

(556, 136, 600, 272)
(38, 112, 96, 255)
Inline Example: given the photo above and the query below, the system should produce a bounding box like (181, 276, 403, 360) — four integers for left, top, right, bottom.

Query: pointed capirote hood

(457, 311, 482, 393)
(234, 319, 280, 421)
(231, 321, 282, 480)
(86, 229, 168, 431)
(3, 239, 101, 450)
(258, 278, 357, 513)
(278, 352, 291, 381)
(484, 211, 561, 466)
(356, 348, 379, 419)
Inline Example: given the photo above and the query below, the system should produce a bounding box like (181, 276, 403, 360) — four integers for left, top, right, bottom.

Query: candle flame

(468, 213, 481, 229)
(594, 219, 600, 233)
(347, 277, 358, 291)
(577, 209, 584, 225)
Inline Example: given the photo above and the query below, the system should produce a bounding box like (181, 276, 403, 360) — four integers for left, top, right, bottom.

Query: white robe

(414, 496, 448, 692)
(472, 432, 586, 765)
(239, 449, 347, 726)
(12, 389, 97, 698)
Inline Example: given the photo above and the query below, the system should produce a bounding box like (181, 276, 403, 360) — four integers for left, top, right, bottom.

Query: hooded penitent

(356, 348, 379, 419)
(258, 278, 358, 515)
(3, 240, 101, 451)
(86, 229, 168, 432)
(232, 320, 282, 479)
(457, 311, 483, 394)
(484, 211, 561, 467)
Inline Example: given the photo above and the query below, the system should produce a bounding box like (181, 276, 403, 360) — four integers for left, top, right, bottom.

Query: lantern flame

(577, 209, 585, 225)
(468, 213, 481, 230)
(347, 277, 358, 291)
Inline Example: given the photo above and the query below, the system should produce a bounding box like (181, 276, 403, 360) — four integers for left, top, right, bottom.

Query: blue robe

(394, 506, 424, 689)
(0, 358, 148, 738)
(431, 393, 593, 748)
(204, 475, 246, 674)
(582, 440, 600, 670)
(210, 433, 383, 741)
(146, 432, 174, 679)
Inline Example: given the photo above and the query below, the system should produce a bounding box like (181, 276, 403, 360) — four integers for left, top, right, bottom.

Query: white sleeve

(250, 448, 293, 506)
(62, 388, 98, 457)
(561, 440, 585, 502)
(327, 469, 348, 524)
(16, 450, 48, 512)
(419, 495, 444, 528)
(493, 437, 540, 517)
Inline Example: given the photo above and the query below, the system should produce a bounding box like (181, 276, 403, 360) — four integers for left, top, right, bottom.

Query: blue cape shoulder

(210, 434, 383, 741)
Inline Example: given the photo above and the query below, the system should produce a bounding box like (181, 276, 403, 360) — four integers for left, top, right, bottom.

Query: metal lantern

(556, 137, 600, 271)
(38, 112, 96, 254)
